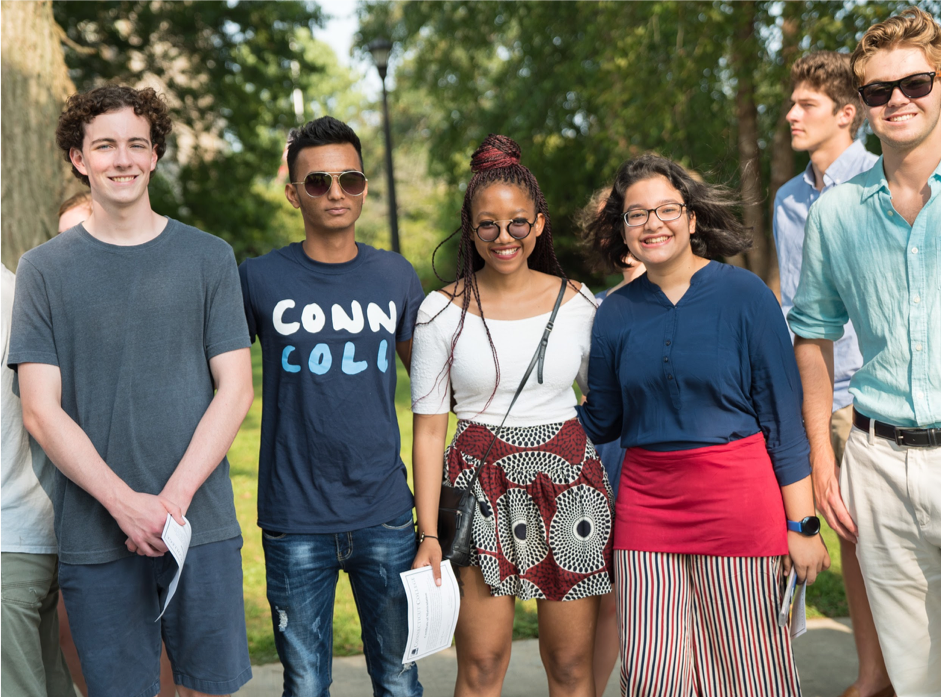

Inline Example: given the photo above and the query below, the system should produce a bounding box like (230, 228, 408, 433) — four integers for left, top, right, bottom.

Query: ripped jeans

(262, 510, 422, 697)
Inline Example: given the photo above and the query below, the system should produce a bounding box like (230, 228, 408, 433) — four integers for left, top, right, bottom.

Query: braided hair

(420, 134, 575, 412)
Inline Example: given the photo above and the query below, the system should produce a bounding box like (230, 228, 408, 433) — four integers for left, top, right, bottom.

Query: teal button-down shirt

(788, 157, 941, 428)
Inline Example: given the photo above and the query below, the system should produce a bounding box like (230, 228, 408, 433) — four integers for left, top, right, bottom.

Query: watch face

(802, 516, 821, 536)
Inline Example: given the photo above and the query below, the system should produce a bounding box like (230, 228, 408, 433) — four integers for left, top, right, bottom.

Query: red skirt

(614, 432, 787, 557)
(445, 418, 614, 601)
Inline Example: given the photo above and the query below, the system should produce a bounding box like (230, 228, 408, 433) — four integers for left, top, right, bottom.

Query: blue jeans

(263, 510, 422, 697)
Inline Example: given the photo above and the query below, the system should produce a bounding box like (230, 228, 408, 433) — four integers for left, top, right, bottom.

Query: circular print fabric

(444, 418, 613, 601)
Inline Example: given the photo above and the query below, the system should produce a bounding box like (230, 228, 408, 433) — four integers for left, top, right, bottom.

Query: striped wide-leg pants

(614, 550, 801, 697)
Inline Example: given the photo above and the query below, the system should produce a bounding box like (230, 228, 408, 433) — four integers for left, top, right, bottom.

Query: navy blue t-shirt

(239, 242, 425, 533)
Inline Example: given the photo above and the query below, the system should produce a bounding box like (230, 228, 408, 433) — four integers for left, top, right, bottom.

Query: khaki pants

(830, 404, 854, 462)
(1, 552, 74, 697)
(842, 426, 941, 697)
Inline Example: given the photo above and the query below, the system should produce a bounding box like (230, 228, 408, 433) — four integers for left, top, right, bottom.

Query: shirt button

(914, 295, 921, 304)
(912, 247, 919, 254)
(916, 390, 924, 399)
(664, 357, 669, 363)
(887, 210, 894, 216)
(668, 374, 674, 380)
(665, 340, 671, 346)
(916, 344, 923, 351)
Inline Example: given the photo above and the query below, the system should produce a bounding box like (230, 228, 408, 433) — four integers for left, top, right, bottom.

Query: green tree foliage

(54, 1, 328, 260)
(357, 1, 930, 286)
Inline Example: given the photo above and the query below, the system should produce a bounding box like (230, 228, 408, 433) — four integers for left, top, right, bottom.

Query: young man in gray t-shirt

(8, 85, 255, 697)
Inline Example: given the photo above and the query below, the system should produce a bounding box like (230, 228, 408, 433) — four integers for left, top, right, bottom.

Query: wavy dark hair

(420, 134, 580, 412)
(56, 85, 172, 187)
(586, 154, 751, 271)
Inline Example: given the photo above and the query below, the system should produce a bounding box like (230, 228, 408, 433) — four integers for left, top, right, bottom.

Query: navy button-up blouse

(579, 261, 811, 487)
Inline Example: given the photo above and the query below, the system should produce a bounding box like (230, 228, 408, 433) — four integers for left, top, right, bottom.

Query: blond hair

(851, 7, 941, 88)
(58, 191, 92, 219)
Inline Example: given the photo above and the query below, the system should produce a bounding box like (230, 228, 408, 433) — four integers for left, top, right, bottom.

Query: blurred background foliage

(355, 1, 938, 290)
(48, 1, 941, 291)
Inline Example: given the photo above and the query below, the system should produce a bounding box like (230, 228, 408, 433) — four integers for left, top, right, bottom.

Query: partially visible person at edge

(580, 153, 829, 697)
(9, 85, 255, 697)
(410, 134, 614, 697)
(773, 50, 893, 697)
(789, 8, 941, 695)
(576, 186, 645, 697)
(58, 191, 92, 233)
(2, 270, 73, 696)
(53, 192, 179, 697)
(238, 116, 424, 697)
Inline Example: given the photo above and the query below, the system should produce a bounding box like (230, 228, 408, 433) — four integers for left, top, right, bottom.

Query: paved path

(239, 617, 858, 696)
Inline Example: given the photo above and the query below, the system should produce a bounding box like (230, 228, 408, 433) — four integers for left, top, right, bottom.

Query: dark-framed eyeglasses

(622, 203, 686, 227)
(474, 218, 536, 242)
(292, 171, 368, 198)
(858, 71, 936, 107)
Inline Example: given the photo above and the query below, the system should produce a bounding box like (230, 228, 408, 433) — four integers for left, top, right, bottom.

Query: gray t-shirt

(8, 219, 250, 564)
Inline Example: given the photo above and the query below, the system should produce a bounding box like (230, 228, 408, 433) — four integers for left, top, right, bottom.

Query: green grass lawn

(228, 343, 847, 664)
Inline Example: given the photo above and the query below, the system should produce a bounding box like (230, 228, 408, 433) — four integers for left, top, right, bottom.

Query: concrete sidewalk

(239, 617, 858, 697)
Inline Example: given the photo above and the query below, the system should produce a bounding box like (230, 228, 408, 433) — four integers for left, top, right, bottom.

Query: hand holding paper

(155, 513, 192, 621)
(400, 560, 460, 663)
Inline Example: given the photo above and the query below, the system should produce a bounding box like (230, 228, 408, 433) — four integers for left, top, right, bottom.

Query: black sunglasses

(292, 171, 368, 198)
(473, 218, 536, 242)
(858, 71, 936, 107)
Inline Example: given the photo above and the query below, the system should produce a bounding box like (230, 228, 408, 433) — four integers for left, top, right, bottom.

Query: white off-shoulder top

(410, 284, 597, 427)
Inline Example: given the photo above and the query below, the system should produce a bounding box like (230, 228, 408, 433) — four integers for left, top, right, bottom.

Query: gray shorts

(58, 535, 252, 697)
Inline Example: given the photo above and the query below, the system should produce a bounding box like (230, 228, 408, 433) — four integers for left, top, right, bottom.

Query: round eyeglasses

(474, 218, 536, 242)
(292, 171, 368, 198)
(623, 203, 686, 227)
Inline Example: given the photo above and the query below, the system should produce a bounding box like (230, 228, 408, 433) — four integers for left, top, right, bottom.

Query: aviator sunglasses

(293, 171, 368, 198)
(858, 71, 936, 107)
(473, 218, 537, 243)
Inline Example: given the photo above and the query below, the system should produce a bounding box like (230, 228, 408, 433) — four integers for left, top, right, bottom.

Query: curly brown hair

(587, 154, 751, 271)
(56, 85, 172, 186)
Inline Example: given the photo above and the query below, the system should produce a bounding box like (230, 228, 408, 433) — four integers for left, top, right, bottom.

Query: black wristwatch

(787, 516, 821, 536)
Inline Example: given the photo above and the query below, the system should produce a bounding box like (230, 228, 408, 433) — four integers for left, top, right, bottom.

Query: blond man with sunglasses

(789, 9, 941, 695)
(238, 116, 424, 697)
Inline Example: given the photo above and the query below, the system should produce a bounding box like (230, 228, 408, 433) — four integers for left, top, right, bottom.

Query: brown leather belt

(853, 409, 941, 448)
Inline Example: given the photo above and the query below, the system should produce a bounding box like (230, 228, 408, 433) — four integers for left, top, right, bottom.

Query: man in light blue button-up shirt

(772, 51, 888, 697)
(788, 9, 941, 694)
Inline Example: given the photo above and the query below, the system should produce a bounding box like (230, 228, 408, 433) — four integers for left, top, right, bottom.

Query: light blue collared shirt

(773, 140, 877, 412)
(788, 156, 941, 428)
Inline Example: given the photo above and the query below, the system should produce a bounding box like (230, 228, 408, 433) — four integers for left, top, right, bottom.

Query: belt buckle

(894, 428, 908, 446)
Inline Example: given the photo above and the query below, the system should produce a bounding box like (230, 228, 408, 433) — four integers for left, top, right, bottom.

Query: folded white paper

(155, 514, 191, 621)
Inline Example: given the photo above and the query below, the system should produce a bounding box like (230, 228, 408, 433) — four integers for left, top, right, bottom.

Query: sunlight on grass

(229, 344, 843, 662)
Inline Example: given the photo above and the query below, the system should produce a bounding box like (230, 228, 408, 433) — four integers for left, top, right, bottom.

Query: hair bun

(470, 134, 521, 173)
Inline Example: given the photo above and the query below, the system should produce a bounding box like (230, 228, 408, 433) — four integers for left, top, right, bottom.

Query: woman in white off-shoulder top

(410, 134, 613, 697)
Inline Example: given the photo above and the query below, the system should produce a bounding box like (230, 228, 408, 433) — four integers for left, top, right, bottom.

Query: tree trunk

(731, 1, 772, 285)
(766, 5, 802, 300)
(1, 1, 77, 271)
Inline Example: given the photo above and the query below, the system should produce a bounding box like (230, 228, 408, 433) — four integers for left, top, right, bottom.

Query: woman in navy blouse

(579, 154, 829, 697)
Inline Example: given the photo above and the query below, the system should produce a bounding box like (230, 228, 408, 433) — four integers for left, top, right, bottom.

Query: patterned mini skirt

(444, 418, 614, 601)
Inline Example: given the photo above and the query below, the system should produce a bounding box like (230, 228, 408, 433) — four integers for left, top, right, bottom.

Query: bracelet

(417, 532, 439, 544)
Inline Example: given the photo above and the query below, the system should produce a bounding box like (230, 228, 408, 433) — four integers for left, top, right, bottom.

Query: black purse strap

(463, 278, 568, 494)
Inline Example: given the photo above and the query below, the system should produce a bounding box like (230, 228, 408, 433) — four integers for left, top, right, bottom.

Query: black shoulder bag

(437, 278, 568, 567)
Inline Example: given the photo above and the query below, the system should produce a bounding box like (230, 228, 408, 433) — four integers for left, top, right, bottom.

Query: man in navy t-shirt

(239, 116, 424, 696)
